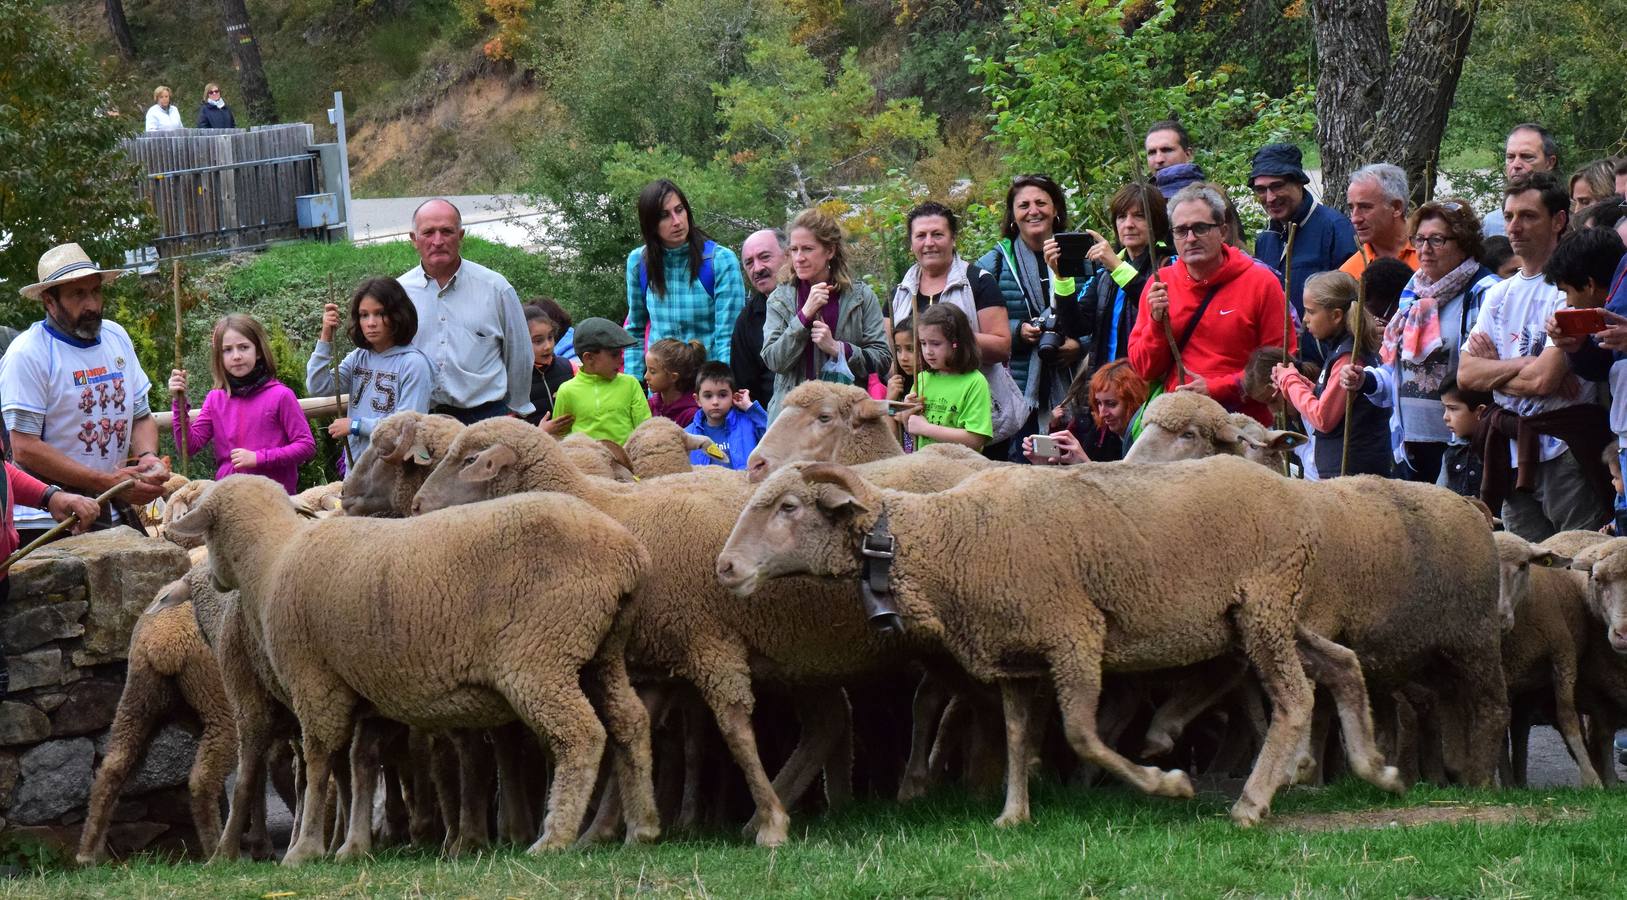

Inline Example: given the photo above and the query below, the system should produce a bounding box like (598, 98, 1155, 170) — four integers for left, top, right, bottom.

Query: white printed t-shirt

(0, 320, 153, 526)
(1464, 271, 1597, 464)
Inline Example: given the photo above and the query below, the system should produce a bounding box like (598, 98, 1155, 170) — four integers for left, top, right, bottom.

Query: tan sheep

(1123, 392, 1305, 465)
(75, 582, 235, 865)
(415, 417, 931, 847)
(163, 475, 658, 864)
(624, 416, 721, 479)
(1493, 532, 1601, 787)
(717, 458, 1404, 827)
(340, 412, 464, 517)
(747, 381, 901, 482)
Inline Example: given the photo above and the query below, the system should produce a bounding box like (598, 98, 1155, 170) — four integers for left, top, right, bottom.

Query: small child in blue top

(686, 361, 767, 469)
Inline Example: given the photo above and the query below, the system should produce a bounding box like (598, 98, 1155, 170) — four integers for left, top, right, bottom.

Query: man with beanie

(1249, 143, 1358, 317)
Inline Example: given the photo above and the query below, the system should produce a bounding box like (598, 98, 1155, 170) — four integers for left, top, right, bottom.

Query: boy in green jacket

(551, 318, 652, 444)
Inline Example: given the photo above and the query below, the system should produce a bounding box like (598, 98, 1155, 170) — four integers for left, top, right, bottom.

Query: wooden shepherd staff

(327, 274, 351, 470)
(1119, 110, 1185, 385)
(172, 261, 188, 473)
(1, 479, 135, 573)
(1276, 223, 1299, 477)
(1341, 245, 1372, 476)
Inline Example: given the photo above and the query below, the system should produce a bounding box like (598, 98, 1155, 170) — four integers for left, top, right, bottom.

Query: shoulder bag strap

(1174, 284, 1225, 351)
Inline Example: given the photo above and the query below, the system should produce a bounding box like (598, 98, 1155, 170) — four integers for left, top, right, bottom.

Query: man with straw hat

(0, 243, 168, 545)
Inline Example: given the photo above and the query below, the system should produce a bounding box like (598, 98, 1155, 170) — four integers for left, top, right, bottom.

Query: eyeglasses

(208, 89, 221, 95)
(1172, 222, 1220, 240)
(1250, 180, 1293, 196)
(1409, 235, 1455, 249)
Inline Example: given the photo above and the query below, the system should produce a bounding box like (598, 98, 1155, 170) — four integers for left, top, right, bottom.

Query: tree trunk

(218, 0, 277, 125)
(1310, 0, 1480, 211)
(1308, 0, 1390, 213)
(104, 0, 136, 60)
(1369, 0, 1481, 207)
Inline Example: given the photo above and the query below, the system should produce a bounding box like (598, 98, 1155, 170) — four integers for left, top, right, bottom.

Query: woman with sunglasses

(196, 82, 237, 129)
(1338, 199, 1498, 483)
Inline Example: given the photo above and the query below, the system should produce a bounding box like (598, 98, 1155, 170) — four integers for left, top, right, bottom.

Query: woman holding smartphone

(1338, 199, 1498, 483)
(1081, 183, 1173, 371)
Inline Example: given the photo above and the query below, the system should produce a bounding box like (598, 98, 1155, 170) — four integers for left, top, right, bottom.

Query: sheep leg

(994, 678, 1040, 828)
(448, 730, 494, 855)
(283, 733, 342, 866)
(404, 728, 443, 846)
(336, 718, 383, 861)
(927, 695, 970, 781)
(1231, 604, 1316, 828)
(1507, 702, 1533, 787)
(493, 723, 534, 845)
(584, 643, 660, 845)
(214, 668, 275, 861)
(1048, 614, 1195, 804)
(1143, 658, 1248, 758)
(1295, 627, 1403, 794)
(1585, 711, 1620, 787)
(1441, 651, 1510, 786)
(824, 691, 854, 809)
(1551, 658, 1603, 788)
(506, 674, 607, 852)
(76, 665, 173, 865)
(430, 734, 462, 852)
(690, 659, 789, 847)
(186, 705, 237, 860)
(327, 752, 352, 854)
(761, 687, 848, 819)
(899, 673, 952, 802)
(675, 698, 704, 830)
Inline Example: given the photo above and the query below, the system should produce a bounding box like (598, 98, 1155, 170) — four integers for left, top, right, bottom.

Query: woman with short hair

(145, 85, 182, 132)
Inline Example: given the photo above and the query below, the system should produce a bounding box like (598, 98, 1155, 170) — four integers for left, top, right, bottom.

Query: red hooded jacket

(1128, 244, 1295, 424)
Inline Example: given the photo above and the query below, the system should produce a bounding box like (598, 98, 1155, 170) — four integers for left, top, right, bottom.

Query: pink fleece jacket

(3, 462, 50, 568)
(172, 380, 316, 494)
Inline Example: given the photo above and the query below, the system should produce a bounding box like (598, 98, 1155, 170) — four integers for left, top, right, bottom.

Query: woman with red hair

(1022, 359, 1148, 464)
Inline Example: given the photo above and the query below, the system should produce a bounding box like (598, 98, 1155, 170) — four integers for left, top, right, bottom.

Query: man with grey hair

(730, 227, 787, 405)
(1484, 123, 1561, 237)
(1340, 163, 1417, 277)
(1129, 184, 1294, 425)
(399, 197, 533, 423)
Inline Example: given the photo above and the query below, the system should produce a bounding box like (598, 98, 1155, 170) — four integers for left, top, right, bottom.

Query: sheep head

(342, 412, 463, 517)
(414, 417, 560, 514)
(164, 475, 299, 595)
(1569, 538, 1627, 653)
(747, 382, 897, 482)
(717, 461, 878, 597)
(560, 432, 635, 482)
(625, 416, 710, 478)
(1493, 532, 1571, 632)
(1123, 392, 1305, 467)
(143, 575, 189, 616)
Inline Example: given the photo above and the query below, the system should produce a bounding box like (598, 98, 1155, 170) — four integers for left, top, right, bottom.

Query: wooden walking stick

(1119, 110, 1185, 385)
(327, 274, 351, 470)
(1, 479, 135, 573)
(172, 261, 188, 473)
(1341, 245, 1371, 477)
(1276, 223, 1300, 476)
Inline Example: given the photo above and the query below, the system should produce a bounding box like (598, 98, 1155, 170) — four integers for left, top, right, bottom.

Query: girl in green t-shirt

(896, 303, 993, 450)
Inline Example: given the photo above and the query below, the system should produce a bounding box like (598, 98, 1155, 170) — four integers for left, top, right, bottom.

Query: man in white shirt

(0, 244, 169, 538)
(398, 199, 534, 423)
(1460, 172, 1611, 539)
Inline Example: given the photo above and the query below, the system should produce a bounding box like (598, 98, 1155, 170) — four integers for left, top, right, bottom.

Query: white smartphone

(1030, 434, 1061, 457)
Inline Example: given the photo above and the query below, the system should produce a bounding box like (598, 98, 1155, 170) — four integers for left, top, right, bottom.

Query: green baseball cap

(574, 317, 637, 353)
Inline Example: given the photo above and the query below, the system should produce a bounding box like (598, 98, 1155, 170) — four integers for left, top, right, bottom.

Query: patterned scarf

(1380, 256, 1481, 366)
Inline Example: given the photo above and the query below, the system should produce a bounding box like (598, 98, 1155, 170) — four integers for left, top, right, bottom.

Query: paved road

(349, 194, 558, 251)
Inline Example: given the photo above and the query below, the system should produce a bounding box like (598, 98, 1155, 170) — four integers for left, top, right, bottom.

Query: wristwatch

(39, 485, 61, 508)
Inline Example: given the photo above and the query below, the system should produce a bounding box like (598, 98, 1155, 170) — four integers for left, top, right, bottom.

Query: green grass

(8, 780, 1627, 898)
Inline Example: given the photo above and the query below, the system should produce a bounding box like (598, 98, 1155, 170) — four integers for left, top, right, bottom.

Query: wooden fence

(120, 125, 321, 257)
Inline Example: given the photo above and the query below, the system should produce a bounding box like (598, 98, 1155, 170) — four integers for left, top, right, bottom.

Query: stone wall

(2, 527, 199, 858)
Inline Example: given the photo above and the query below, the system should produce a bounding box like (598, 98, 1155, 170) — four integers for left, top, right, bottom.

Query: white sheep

(162, 475, 658, 864)
(1123, 392, 1306, 466)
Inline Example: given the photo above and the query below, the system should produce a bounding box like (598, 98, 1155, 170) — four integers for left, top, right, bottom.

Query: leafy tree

(0, 0, 152, 316)
(973, 0, 1314, 233)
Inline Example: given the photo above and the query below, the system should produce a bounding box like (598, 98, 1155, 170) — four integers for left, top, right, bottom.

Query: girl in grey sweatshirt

(307, 278, 436, 460)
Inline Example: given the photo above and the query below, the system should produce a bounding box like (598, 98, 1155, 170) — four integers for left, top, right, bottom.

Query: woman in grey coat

(761, 207, 890, 420)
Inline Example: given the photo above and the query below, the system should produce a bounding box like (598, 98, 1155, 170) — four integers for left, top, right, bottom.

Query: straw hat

(19, 243, 124, 300)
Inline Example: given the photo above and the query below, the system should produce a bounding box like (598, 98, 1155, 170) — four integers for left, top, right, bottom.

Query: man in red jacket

(1129, 184, 1295, 425)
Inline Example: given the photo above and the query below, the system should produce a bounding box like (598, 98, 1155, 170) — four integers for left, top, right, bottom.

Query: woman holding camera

(761, 207, 890, 420)
(1082, 183, 1172, 370)
(975, 174, 1088, 459)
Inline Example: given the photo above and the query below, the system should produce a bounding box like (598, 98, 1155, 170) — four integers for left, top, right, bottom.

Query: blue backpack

(637, 240, 718, 300)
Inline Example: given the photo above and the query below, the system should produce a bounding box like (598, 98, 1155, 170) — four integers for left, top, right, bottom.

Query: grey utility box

(296, 193, 340, 229)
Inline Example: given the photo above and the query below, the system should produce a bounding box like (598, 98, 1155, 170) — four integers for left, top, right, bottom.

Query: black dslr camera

(1033, 307, 1066, 363)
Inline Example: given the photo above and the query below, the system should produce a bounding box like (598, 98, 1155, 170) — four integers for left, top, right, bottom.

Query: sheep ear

(1255, 429, 1308, 451)
(681, 432, 713, 452)
(459, 444, 520, 482)
(408, 443, 433, 466)
(851, 399, 887, 424)
(144, 578, 189, 616)
(165, 500, 214, 545)
(1214, 421, 1244, 448)
(599, 440, 636, 475)
(803, 463, 872, 518)
(1531, 551, 1572, 569)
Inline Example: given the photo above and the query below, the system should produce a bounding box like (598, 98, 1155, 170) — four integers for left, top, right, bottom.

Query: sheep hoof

(896, 774, 930, 803)
(623, 823, 661, 846)
(73, 851, 102, 868)
(1373, 765, 1406, 795)
(335, 841, 369, 862)
(1142, 732, 1176, 758)
(751, 809, 790, 848)
(526, 833, 573, 854)
(993, 810, 1030, 829)
(1153, 768, 1195, 799)
(280, 844, 324, 867)
(1581, 772, 1604, 790)
(1229, 801, 1266, 828)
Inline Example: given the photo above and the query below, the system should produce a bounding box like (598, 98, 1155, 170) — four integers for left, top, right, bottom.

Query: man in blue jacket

(1250, 143, 1358, 318)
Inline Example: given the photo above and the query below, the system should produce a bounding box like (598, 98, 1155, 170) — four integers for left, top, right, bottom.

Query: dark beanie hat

(1154, 162, 1206, 199)
(1250, 143, 1310, 185)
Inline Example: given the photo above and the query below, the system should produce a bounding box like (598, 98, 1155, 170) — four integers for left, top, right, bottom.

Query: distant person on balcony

(195, 82, 236, 129)
(144, 85, 182, 132)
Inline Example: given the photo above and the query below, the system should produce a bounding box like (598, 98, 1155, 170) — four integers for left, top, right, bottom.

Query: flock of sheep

(69, 382, 1627, 866)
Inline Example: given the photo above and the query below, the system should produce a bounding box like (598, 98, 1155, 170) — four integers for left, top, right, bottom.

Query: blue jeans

(1614, 448, 1627, 536)
(430, 398, 511, 425)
